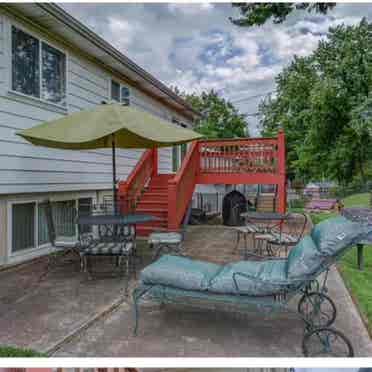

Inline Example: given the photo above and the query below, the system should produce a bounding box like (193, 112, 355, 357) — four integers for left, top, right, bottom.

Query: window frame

(9, 23, 68, 109)
(7, 195, 95, 260)
(110, 79, 130, 104)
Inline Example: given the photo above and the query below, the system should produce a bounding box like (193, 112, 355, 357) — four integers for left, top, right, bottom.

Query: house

(0, 3, 200, 266)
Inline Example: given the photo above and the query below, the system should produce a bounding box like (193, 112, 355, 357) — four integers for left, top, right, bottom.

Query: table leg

(357, 243, 364, 271)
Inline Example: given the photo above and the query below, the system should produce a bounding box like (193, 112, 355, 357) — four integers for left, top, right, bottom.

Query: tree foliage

(183, 90, 248, 139)
(259, 19, 372, 185)
(231, 3, 336, 27)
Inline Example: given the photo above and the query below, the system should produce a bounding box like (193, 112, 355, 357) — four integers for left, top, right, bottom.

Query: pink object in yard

(305, 199, 338, 212)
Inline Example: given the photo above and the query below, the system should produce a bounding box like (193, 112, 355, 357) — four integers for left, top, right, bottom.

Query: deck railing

(118, 148, 156, 213)
(199, 137, 279, 174)
(168, 141, 199, 230)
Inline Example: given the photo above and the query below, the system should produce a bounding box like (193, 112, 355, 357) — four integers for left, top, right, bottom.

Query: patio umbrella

(17, 103, 202, 212)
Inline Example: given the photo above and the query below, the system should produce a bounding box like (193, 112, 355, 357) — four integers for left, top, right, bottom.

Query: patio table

(238, 212, 290, 257)
(77, 213, 159, 280)
(342, 208, 372, 270)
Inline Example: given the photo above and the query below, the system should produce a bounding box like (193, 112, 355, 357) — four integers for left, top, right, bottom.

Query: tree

(259, 19, 372, 185)
(231, 3, 336, 27)
(183, 90, 249, 139)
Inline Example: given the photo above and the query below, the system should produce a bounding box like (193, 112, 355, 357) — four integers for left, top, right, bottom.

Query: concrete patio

(0, 225, 371, 357)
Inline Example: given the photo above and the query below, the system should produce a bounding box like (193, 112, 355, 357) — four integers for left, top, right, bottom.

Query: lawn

(310, 192, 372, 335)
(0, 345, 45, 357)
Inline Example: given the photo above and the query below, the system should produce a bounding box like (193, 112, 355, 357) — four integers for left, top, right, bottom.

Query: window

(11, 25, 66, 106)
(12, 202, 36, 252)
(111, 80, 120, 102)
(10, 197, 93, 255)
(111, 79, 130, 104)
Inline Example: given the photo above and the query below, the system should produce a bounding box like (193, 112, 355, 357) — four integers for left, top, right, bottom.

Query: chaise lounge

(133, 215, 369, 356)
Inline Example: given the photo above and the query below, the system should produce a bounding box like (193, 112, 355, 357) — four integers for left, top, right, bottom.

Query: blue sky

(61, 3, 372, 135)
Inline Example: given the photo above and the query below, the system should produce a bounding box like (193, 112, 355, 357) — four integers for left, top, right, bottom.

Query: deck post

(152, 148, 158, 177)
(167, 180, 178, 230)
(277, 129, 287, 213)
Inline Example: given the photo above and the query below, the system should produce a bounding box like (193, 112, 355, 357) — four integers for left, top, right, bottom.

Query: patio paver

(1, 225, 371, 356)
(54, 226, 372, 357)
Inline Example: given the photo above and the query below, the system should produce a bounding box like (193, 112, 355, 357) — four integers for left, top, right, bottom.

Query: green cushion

(208, 260, 288, 296)
(140, 254, 221, 291)
(286, 235, 324, 279)
(311, 215, 366, 255)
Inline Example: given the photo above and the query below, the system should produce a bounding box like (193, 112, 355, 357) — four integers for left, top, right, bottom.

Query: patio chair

(78, 211, 136, 283)
(133, 215, 369, 356)
(148, 204, 191, 260)
(253, 213, 307, 257)
(41, 199, 81, 279)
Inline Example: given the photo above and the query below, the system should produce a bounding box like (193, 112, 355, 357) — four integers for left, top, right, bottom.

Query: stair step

(137, 200, 168, 207)
(135, 209, 168, 218)
(141, 194, 168, 201)
(136, 225, 168, 237)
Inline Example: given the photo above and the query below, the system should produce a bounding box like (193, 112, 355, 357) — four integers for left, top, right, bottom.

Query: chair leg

(235, 231, 241, 252)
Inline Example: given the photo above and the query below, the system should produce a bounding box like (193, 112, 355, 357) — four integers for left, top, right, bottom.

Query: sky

(61, 3, 372, 135)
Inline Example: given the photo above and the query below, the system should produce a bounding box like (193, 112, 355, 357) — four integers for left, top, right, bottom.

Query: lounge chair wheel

(298, 292, 336, 328)
(302, 327, 354, 357)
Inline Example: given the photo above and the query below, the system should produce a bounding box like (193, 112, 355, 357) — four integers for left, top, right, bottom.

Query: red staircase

(134, 174, 172, 236)
(118, 131, 287, 237)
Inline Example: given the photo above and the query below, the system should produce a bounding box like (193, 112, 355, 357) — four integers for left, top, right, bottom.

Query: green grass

(308, 192, 372, 335)
(0, 346, 46, 357)
(342, 192, 370, 208)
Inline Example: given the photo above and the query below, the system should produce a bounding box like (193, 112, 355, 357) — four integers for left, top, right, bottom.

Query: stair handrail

(118, 148, 156, 212)
(168, 140, 199, 230)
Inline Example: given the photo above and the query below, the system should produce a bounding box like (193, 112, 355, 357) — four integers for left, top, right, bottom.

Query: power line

(230, 90, 275, 104)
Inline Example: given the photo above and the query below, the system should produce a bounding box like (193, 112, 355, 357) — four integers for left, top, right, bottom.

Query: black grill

(222, 190, 249, 226)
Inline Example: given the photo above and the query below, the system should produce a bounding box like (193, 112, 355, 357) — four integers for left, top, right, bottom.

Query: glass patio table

(342, 207, 372, 270)
(240, 211, 289, 232)
(238, 211, 290, 257)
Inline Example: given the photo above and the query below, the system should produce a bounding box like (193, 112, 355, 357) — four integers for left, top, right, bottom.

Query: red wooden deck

(118, 130, 286, 235)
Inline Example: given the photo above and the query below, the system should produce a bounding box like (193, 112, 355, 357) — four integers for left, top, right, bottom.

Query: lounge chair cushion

(311, 216, 366, 255)
(140, 254, 221, 291)
(286, 235, 324, 279)
(208, 260, 288, 296)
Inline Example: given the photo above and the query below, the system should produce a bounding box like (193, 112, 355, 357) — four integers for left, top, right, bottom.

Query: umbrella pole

(112, 134, 117, 214)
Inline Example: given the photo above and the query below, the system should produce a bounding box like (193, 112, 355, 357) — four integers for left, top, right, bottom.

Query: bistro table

(238, 211, 289, 257)
(342, 208, 372, 270)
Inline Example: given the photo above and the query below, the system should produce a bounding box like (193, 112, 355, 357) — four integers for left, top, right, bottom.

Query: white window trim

(110, 79, 130, 104)
(8, 21, 69, 110)
(6, 194, 96, 261)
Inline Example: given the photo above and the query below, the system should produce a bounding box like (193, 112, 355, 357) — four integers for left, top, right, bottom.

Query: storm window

(11, 26, 66, 106)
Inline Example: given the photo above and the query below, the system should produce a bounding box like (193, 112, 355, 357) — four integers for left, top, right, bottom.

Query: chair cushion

(140, 254, 221, 291)
(82, 241, 133, 255)
(286, 235, 324, 279)
(311, 215, 366, 255)
(148, 232, 182, 245)
(208, 260, 288, 296)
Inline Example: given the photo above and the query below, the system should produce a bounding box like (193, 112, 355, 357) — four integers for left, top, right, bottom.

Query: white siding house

(0, 4, 199, 266)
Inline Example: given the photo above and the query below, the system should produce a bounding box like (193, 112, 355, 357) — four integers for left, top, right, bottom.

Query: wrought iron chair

(232, 202, 274, 258)
(253, 213, 307, 257)
(77, 204, 136, 284)
(39, 199, 81, 280)
(148, 204, 192, 261)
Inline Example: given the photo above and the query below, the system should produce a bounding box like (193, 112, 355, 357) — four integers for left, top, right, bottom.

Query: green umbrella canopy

(17, 103, 202, 150)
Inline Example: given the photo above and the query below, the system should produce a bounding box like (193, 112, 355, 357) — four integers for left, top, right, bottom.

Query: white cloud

(61, 3, 372, 135)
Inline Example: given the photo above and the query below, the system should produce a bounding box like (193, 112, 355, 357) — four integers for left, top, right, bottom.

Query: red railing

(168, 141, 199, 230)
(199, 137, 279, 174)
(118, 148, 157, 213)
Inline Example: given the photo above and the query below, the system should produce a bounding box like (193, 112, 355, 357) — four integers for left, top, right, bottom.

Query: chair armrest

(232, 271, 312, 294)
